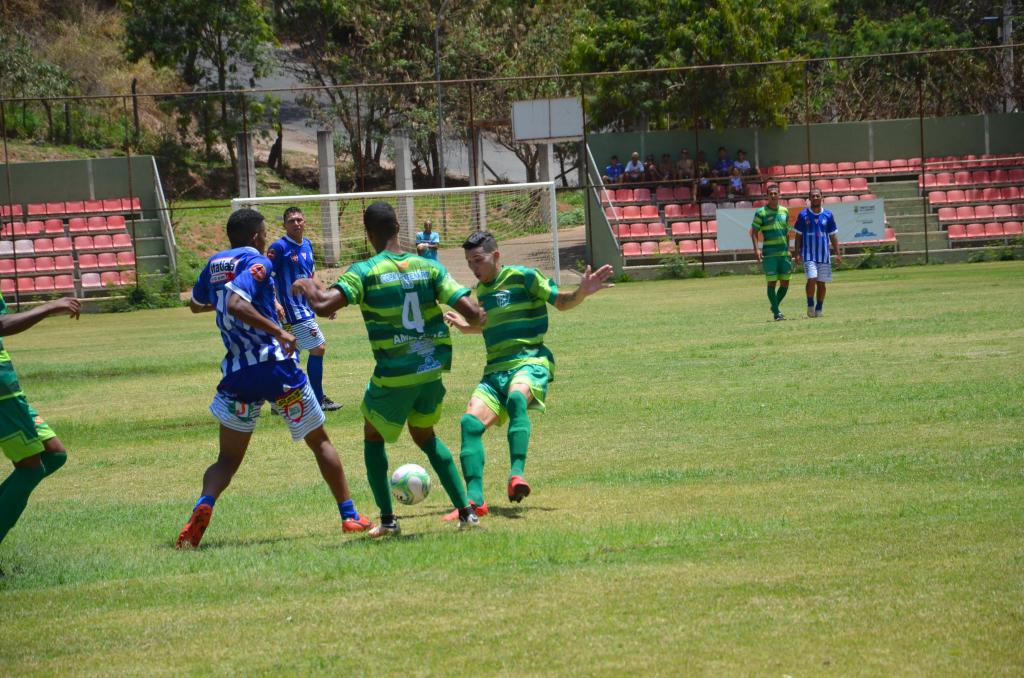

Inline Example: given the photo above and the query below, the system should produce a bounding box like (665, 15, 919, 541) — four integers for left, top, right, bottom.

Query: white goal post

(231, 181, 560, 284)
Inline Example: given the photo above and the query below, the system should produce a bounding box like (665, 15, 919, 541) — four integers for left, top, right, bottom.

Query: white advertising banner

(715, 199, 886, 251)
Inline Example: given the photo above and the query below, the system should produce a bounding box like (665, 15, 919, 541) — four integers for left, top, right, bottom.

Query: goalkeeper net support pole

(232, 181, 560, 284)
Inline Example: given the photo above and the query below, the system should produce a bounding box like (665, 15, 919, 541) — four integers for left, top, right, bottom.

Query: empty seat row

(928, 187, 1023, 205)
(604, 205, 660, 222)
(0, 215, 128, 238)
(925, 153, 1024, 171)
(0, 276, 76, 294)
(0, 256, 75, 274)
(16, 198, 141, 218)
(0, 234, 134, 257)
(671, 221, 718, 237)
(920, 169, 1024, 188)
(947, 222, 1024, 239)
(778, 178, 869, 195)
(768, 159, 920, 178)
(935, 204, 1024, 222)
(615, 223, 668, 239)
(623, 239, 720, 257)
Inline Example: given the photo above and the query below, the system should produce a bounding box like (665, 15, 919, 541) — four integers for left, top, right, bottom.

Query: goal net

(232, 182, 560, 284)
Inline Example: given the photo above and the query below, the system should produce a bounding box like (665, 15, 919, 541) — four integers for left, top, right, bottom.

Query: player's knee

(507, 390, 529, 417)
(41, 451, 67, 476)
(461, 413, 486, 437)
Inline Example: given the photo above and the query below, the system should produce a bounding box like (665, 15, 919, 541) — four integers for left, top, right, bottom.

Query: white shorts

(210, 381, 325, 441)
(287, 318, 326, 351)
(804, 260, 833, 282)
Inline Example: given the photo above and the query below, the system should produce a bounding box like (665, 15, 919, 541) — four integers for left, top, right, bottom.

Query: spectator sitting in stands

(734, 149, 756, 176)
(657, 153, 676, 182)
(728, 166, 745, 199)
(696, 152, 713, 198)
(603, 155, 624, 184)
(676, 148, 694, 180)
(644, 154, 661, 183)
(713, 146, 733, 177)
(623, 152, 645, 185)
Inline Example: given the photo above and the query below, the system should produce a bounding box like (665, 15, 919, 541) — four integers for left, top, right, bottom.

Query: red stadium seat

(615, 224, 630, 238)
(663, 204, 683, 220)
(840, 195, 858, 203)
(671, 222, 690, 237)
(982, 187, 1001, 202)
(121, 197, 142, 212)
(640, 204, 659, 220)
(116, 251, 136, 267)
(0, 204, 24, 219)
(955, 206, 975, 221)
(54, 255, 74, 271)
(680, 203, 700, 219)
(615, 189, 633, 203)
(965, 188, 984, 202)
(813, 179, 831, 193)
(87, 216, 107, 232)
(935, 172, 954, 187)
(54, 274, 74, 291)
(65, 200, 84, 214)
(658, 240, 675, 255)
(1008, 169, 1024, 182)
(629, 223, 648, 238)
(993, 204, 1012, 219)
(43, 219, 64, 235)
(678, 240, 698, 254)
(861, 193, 877, 200)
(779, 181, 798, 196)
(73, 236, 95, 252)
(928, 191, 947, 205)
(965, 223, 985, 238)
(98, 252, 118, 268)
(746, 183, 764, 197)
(795, 180, 811, 194)
(784, 164, 802, 177)
(68, 218, 89, 233)
(699, 238, 718, 253)
(34, 257, 54, 273)
(633, 188, 652, 203)
(787, 198, 806, 208)
(78, 253, 99, 270)
(703, 220, 717, 235)
(604, 206, 621, 221)
(4, 222, 25, 237)
(937, 207, 957, 222)
(921, 173, 936, 188)
(107, 214, 125, 231)
(622, 242, 642, 257)
(1000, 186, 1020, 201)
(33, 238, 53, 254)
(0, 259, 13, 275)
(0, 279, 13, 294)
(655, 186, 674, 203)
(120, 270, 137, 285)
(954, 171, 971, 186)
(974, 205, 994, 220)
(622, 205, 642, 220)
(850, 177, 869, 192)
(837, 161, 856, 175)
(599, 188, 614, 205)
(1003, 222, 1023, 236)
(81, 273, 102, 289)
(872, 160, 890, 173)
(833, 178, 852, 192)
(890, 158, 909, 171)
(984, 223, 1004, 237)
(1015, 204, 1024, 218)
(84, 200, 103, 213)
(52, 237, 72, 253)
(946, 190, 967, 204)
(854, 160, 873, 175)
(27, 203, 45, 216)
(93, 234, 114, 250)
(16, 278, 34, 293)
(672, 186, 692, 201)
(639, 241, 657, 256)
(45, 202, 65, 215)
(752, 199, 768, 208)
(824, 196, 842, 204)
(24, 221, 43, 236)
(648, 222, 667, 238)
(101, 199, 121, 212)
(820, 162, 838, 176)
(972, 170, 992, 184)
(14, 258, 35, 273)
(33, 276, 55, 293)
(767, 165, 784, 178)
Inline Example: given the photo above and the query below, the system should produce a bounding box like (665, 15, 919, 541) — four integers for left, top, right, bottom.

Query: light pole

(983, 0, 1017, 113)
(434, 0, 452, 189)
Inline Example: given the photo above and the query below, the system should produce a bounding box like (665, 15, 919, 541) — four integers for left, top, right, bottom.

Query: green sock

(0, 466, 46, 544)
(40, 451, 67, 478)
(363, 439, 393, 516)
(766, 285, 779, 314)
(506, 391, 532, 478)
(417, 436, 469, 509)
(459, 413, 487, 506)
(776, 284, 789, 306)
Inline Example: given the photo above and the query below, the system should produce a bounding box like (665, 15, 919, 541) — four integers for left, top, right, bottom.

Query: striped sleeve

(433, 263, 470, 306)
(526, 268, 559, 305)
(333, 265, 364, 306)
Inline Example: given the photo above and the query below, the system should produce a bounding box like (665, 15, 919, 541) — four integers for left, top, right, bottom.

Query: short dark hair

(363, 201, 399, 240)
(766, 184, 780, 194)
(283, 206, 303, 222)
(737, 149, 746, 155)
(718, 146, 726, 152)
(227, 208, 265, 247)
(809, 187, 823, 197)
(462, 230, 498, 253)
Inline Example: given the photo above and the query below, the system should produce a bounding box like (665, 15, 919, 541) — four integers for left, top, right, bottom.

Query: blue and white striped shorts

(210, 381, 325, 441)
(804, 260, 833, 282)
(287, 318, 326, 351)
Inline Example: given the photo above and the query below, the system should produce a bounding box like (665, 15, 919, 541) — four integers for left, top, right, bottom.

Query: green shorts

(0, 393, 56, 463)
(361, 379, 446, 444)
(762, 255, 793, 282)
(473, 364, 551, 427)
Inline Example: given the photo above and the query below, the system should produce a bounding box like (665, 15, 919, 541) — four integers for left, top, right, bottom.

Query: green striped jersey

(0, 294, 22, 398)
(476, 265, 559, 376)
(333, 251, 470, 388)
(751, 204, 791, 257)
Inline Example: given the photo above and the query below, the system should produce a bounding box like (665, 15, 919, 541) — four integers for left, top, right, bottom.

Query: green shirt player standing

(442, 231, 614, 519)
(292, 202, 487, 536)
(0, 294, 80, 565)
(749, 184, 794, 320)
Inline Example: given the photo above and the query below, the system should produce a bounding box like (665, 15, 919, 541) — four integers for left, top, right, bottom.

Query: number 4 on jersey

(401, 292, 425, 333)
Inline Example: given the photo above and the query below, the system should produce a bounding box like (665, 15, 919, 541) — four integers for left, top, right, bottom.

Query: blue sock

(338, 499, 359, 521)
(815, 300, 824, 312)
(807, 296, 814, 307)
(307, 354, 325, 404)
(194, 495, 216, 511)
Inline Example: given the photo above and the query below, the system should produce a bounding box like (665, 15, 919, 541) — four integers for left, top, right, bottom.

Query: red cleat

(342, 514, 374, 533)
(442, 502, 489, 522)
(507, 476, 531, 503)
(176, 504, 212, 550)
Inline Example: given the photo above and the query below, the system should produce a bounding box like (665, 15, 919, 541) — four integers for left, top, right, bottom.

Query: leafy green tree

(0, 30, 70, 140)
(122, 0, 275, 166)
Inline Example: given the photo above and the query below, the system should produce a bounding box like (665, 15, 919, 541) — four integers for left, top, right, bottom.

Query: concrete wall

(0, 156, 158, 209)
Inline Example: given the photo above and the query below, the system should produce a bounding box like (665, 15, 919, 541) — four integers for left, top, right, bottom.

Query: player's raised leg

(506, 384, 535, 503)
(361, 418, 399, 538)
(304, 425, 372, 532)
(177, 423, 251, 549)
(450, 397, 497, 518)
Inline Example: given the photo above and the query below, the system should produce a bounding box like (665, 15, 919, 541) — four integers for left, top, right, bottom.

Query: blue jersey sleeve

(226, 256, 272, 303)
(825, 212, 838, 235)
(794, 210, 808, 235)
(191, 264, 213, 305)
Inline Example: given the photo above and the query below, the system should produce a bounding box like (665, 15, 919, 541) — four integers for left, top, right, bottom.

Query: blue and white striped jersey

(191, 246, 292, 377)
(795, 208, 838, 263)
(267, 236, 316, 324)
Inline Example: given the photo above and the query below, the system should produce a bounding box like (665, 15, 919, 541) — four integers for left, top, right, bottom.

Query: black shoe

(774, 313, 786, 321)
(321, 397, 343, 412)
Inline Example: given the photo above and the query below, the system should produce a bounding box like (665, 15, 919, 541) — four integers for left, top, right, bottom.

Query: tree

(0, 30, 70, 141)
(122, 0, 274, 166)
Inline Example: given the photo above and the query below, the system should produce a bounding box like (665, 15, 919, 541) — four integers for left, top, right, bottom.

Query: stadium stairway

(870, 180, 941, 251)
(130, 218, 172, 274)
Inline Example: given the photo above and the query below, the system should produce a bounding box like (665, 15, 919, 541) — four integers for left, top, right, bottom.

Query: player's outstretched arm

(291, 278, 348, 317)
(553, 264, 614, 312)
(452, 295, 486, 328)
(443, 310, 483, 334)
(189, 299, 214, 313)
(226, 293, 297, 355)
(0, 297, 80, 337)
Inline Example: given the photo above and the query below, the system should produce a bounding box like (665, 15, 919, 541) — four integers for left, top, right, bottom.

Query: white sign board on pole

(512, 98, 584, 143)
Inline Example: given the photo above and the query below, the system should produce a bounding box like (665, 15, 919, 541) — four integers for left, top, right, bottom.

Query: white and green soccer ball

(390, 463, 431, 505)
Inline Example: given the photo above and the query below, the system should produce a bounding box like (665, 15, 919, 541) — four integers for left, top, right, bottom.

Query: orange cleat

(507, 476, 531, 503)
(342, 514, 374, 533)
(176, 504, 213, 550)
(442, 502, 489, 522)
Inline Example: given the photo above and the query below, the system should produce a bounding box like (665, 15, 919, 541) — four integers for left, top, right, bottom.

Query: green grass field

(1, 262, 1022, 675)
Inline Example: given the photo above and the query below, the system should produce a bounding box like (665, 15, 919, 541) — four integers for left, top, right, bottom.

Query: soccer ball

(391, 463, 431, 505)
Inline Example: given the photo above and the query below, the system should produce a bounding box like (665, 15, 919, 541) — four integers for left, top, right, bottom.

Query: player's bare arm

(0, 297, 81, 336)
(444, 310, 483, 334)
(830, 233, 843, 265)
(189, 298, 214, 313)
(452, 295, 486, 327)
(793, 232, 803, 264)
(553, 264, 614, 311)
(291, 278, 349, 317)
(226, 292, 297, 355)
(749, 229, 763, 262)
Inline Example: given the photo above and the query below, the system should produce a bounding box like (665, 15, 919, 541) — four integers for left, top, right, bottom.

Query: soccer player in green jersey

(749, 184, 794, 320)
(442, 231, 613, 519)
(292, 202, 487, 536)
(0, 295, 80, 567)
